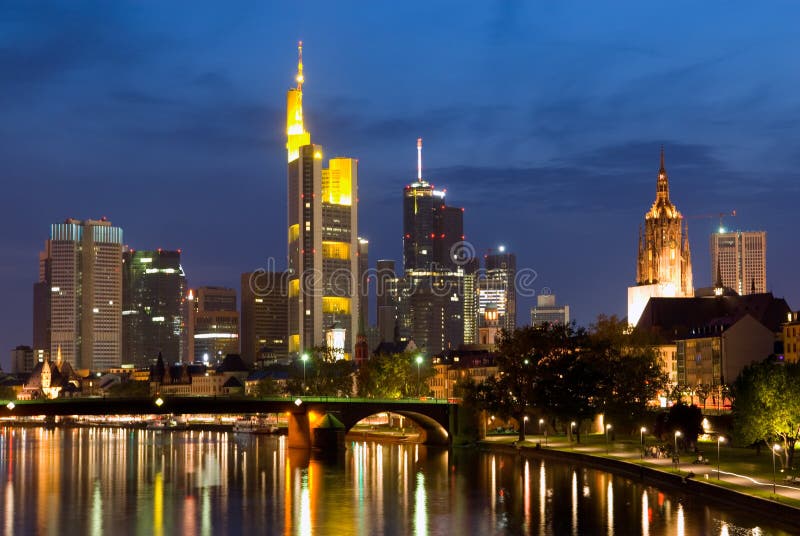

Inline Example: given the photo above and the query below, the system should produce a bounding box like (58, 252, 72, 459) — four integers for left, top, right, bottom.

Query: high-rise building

(10, 345, 35, 374)
(241, 271, 288, 366)
(191, 286, 239, 363)
(627, 149, 693, 326)
(403, 138, 464, 273)
(357, 237, 369, 331)
(286, 43, 359, 359)
(710, 231, 766, 295)
(480, 247, 517, 332)
(376, 260, 397, 344)
(462, 257, 479, 344)
(41, 218, 123, 371)
(122, 249, 186, 368)
(531, 294, 570, 327)
(399, 138, 467, 355)
(32, 247, 51, 361)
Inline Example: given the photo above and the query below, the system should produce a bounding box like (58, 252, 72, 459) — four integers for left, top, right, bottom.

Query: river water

(0, 426, 790, 535)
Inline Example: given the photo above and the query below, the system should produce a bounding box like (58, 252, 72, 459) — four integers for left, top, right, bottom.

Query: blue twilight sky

(2, 1, 799, 368)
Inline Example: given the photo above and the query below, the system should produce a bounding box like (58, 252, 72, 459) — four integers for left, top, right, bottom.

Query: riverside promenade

(481, 433, 800, 514)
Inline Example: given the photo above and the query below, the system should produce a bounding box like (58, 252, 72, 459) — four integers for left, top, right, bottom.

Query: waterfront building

(531, 294, 570, 327)
(286, 42, 359, 358)
(710, 230, 767, 296)
(627, 149, 693, 326)
(122, 249, 186, 368)
(191, 287, 239, 363)
(241, 271, 288, 366)
(39, 218, 123, 371)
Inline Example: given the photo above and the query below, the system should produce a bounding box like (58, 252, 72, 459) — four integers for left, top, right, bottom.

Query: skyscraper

(627, 149, 693, 326)
(531, 294, 570, 327)
(191, 286, 239, 363)
(41, 218, 123, 371)
(122, 249, 186, 368)
(241, 271, 288, 365)
(398, 139, 466, 355)
(357, 237, 369, 331)
(480, 247, 517, 333)
(710, 231, 766, 295)
(403, 138, 464, 273)
(286, 43, 359, 359)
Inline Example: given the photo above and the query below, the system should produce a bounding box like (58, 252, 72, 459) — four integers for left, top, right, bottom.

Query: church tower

(628, 148, 693, 326)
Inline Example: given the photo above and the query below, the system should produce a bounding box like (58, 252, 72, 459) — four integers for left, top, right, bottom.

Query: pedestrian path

(483, 435, 800, 505)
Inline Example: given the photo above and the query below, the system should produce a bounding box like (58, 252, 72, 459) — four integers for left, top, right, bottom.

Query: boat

(233, 417, 278, 435)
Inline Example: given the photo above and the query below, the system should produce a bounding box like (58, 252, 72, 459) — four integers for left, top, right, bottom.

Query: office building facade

(710, 230, 766, 295)
(241, 271, 288, 365)
(191, 286, 239, 363)
(531, 294, 570, 327)
(122, 249, 186, 368)
(40, 218, 123, 371)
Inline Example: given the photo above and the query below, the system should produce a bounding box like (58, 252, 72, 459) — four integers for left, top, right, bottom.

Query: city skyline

(3, 3, 800, 369)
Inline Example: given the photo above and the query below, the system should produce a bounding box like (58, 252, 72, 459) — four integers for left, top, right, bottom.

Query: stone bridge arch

(337, 408, 450, 446)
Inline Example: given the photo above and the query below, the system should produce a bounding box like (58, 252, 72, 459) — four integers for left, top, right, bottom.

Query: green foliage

(287, 346, 356, 396)
(654, 403, 704, 451)
(356, 351, 433, 399)
(463, 315, 670, 441)
(0, 385, 17, 401)
(732, 358, 800, 469)
(252, 377, 283, 397)
(106, 380, 150, 398)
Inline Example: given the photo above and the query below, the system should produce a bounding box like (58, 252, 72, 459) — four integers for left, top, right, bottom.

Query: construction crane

(686, 210, 736, 233)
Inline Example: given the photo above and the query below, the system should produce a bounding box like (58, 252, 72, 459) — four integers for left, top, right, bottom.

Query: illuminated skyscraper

(710, 231, 766, 295)
(286, 43, 359, 358)
(403, 138, 464, 273)
(628, 148, 693, 326)
(42, 218, 123, 371)
(479, 247, 516, 333)
(122, 249, 186, 368)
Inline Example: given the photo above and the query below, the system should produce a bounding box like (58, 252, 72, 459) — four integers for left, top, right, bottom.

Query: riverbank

(479, 434, 800, 527)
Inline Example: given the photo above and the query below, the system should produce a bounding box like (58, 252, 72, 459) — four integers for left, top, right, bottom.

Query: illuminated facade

(122, 249, 186, 368)
(479, 248, 516, 333)
(530, 294, 570, 327)
(42, 218, 123, 371)
(286, 43, 359, 358)
(710, 230, 766, 296)
(190, 286, 239, 363)
(628, 149, 693, 325)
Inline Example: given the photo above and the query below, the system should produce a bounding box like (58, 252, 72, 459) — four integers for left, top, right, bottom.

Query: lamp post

(415, 355, 423, 396)
(772, 444, 781, 495)
(674, 431, 682, 470)
(301, 352, 309, 392)
(717, 436, 725, 480)
(539, 418, 544, 437)
(523, 416, 529, 441)
(570, 421, 576, 443)
(640, 427, 647, 458)
(605, 424, 612, 454)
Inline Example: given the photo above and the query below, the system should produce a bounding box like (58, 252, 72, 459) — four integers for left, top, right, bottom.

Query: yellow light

(322, 241, 350, 260)
(155, 397, 164, 407)
(313, 151, 322, 159)
(289, 334, 300, 353)
(322, 296, 351, 315)
(288, 224, 300, 243)
(322, 158, 354, 205)
(288, 279, 300, 297)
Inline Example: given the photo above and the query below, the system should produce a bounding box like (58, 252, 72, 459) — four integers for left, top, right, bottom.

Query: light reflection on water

(0, 426, 792, 535)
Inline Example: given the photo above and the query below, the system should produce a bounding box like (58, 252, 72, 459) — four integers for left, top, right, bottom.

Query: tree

(287, 346, 356, 397)
(106, 380, 150, 398)
(732, 358, 800, 469)
(252, 376, 282, 397)
(654, 403, 703, 452)
(357, 351, 434, 399)
(588, 316, 668, 433)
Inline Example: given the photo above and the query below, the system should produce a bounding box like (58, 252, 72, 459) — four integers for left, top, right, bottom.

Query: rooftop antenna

(417, 137, 423, 181)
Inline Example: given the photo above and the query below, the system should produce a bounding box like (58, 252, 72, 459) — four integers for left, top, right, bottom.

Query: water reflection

(0, 426, 792, 535)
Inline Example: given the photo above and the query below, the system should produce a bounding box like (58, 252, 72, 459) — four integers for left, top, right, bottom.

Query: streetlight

(570, 421, 577, 443)
(674, 431, 682, 469)
(605, 424, 612, 454)
(772, 444, 781, 495)
(415, 355, 423, 396)
(301, 352, 309, 392)
(538, 418, 544, 436)
(717, 436, 725, 480)
(640, 427, 647, 458)
(523, 416, 529, 440)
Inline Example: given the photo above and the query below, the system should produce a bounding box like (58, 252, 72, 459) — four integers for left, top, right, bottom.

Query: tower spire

(417, 137, 423, 181)
(656, 145, 670, 202)
(296, 40, 304, 91)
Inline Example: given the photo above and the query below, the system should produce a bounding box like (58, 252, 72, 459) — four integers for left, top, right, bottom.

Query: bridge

(2, 396, 474, 450)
